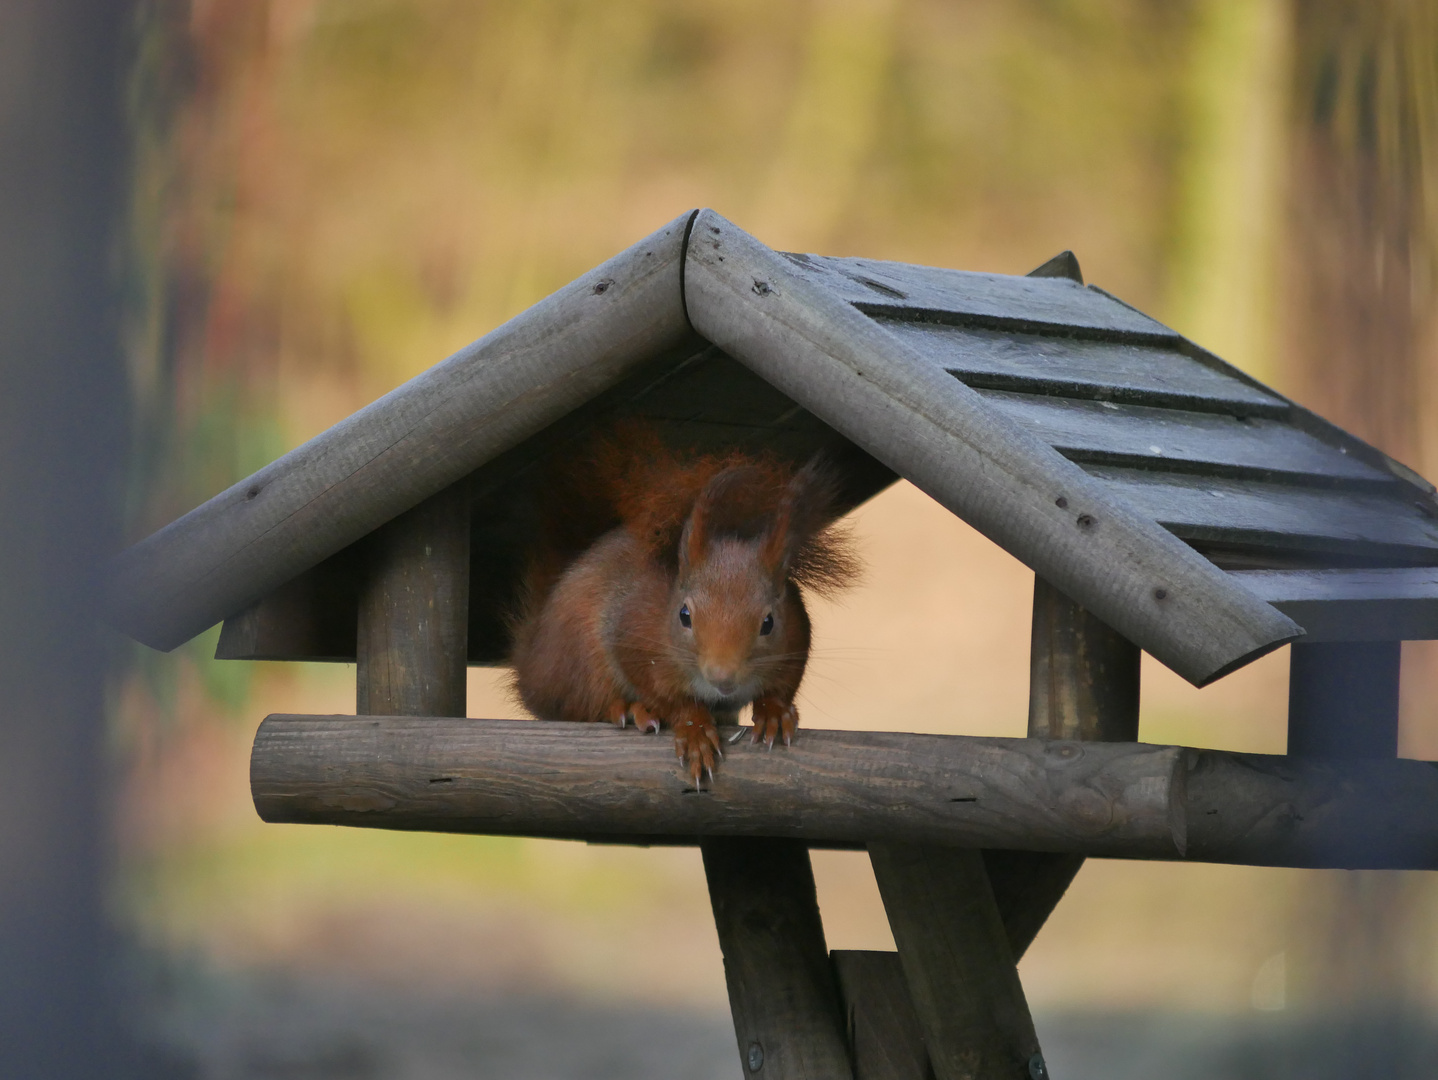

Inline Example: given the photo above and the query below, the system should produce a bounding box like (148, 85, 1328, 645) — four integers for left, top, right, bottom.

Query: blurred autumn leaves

(124, 0, 1256, 538)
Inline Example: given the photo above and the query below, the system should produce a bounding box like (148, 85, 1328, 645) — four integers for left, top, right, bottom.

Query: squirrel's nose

(703, 666, 738, 695)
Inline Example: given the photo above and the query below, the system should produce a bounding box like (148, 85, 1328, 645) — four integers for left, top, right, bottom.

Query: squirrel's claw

(673, 712, 720, 788)
(751, 696, 798, 751)
(631, 703, 662, 735)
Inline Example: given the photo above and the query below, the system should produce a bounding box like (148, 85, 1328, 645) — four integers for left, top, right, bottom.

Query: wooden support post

(702, 838, 852, 1080)
(1288, 640, 1400, 759)
(869, 844, 1044, 1080)
(832, 950, 931, 1080)
(984, 575, 1142, 956)
(356, 485, 471, 717)
(1026, 576, 1141, 743)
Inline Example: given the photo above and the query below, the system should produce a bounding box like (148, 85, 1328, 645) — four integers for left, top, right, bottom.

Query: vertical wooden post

(983, 575, 1143, 956)
(1026, 575, 1141, 743)
(356, 485, 471, 717)
(702, 838, 853, 1080)
(1288, 641, 1400, 759)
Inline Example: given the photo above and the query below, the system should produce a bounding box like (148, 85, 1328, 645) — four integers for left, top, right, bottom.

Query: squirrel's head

(671, 460, 833, 707)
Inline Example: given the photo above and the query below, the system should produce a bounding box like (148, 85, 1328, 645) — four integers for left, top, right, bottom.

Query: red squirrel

(509, 428, 858, 785)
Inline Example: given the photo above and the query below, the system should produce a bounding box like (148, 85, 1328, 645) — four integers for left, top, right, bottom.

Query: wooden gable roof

(106, 210, 1438, 687)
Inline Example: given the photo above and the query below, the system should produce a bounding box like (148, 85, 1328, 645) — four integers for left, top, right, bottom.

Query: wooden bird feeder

(108, 210, 1438, 1079)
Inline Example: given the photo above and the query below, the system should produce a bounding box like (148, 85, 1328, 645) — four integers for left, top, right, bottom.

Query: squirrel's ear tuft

(765, 456, 861, 593)
(678, 496, 709, 575)
(761, 457, 833, 573)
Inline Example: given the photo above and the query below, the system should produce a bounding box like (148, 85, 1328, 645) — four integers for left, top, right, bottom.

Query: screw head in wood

(747, 1041, 764, 1072)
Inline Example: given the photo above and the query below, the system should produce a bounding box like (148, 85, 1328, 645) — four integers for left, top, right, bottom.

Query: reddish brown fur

(509, 428, 858, 785)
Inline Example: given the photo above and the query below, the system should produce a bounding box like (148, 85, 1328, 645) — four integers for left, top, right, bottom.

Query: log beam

(250, 715, 1438, 869)
(252, 716, 1184, 857)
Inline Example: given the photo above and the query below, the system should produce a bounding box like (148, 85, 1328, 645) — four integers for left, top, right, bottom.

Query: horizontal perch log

(252, 715, 1438, 868)
(253, 716, 1186, 859)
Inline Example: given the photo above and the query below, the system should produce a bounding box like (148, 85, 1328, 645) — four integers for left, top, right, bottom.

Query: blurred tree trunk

(1283, 0, 1438, 1036)
(0, 0, 164, 1075)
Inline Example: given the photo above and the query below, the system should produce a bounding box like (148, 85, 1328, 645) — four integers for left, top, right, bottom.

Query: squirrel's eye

(679, 603, 692, 628)
(760, 612, 774, 636)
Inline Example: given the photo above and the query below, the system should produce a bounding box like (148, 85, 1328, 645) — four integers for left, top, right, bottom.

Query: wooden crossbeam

(250, 714, 1438, 869)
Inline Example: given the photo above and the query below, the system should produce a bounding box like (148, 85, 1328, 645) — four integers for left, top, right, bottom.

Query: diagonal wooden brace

(703, 838, 853, 1079)
(870, 843, 1046, 1080)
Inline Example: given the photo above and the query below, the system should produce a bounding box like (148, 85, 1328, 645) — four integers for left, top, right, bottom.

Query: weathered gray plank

(881, 321, 1287, 416)
(979, 390, 1391, 483)
(832, 951, 933, 1080)
(869, 844, 1045, 1080)
(251, 717, 1187, 858)
(703, 839, 852, 1080)
(780, 251, 1176, 339)
(1228, 567, 1438, 641)
(684, 210, 1300, 687)
(1090, 466, 1438, 560)
(1288, 641, 1401, 760)
(356, 486, 469, 718)
(106, 211, 697, 653)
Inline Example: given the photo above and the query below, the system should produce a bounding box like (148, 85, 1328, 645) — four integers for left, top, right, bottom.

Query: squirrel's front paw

(751, 696, 797, 749)
(673, 712, 722, 787)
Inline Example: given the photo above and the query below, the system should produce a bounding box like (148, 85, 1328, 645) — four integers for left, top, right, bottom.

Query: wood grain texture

(250, 716, 1438, 869)
(251, 717, 1187, 858)
(1229, 567, 1438, 641)
(1287, 641, 1400, 760)
(869, 844, 1044, 1080)
(107, 211, 697, 653)
(1181, 749, 1438, 869)
(778, 252, 1174, 339)
(1090, 466, 1438, 561)
(356, 485, 470, 717)
(832, 950, 933, 1080)
(882, 321, 1287, 416)
(980, 390, 1391, 484)
(683, 210, 1301, 687)
(1026, 577, 1141, 743)
(982, 577, 1145, 963)
(703, 839, 852, 1080)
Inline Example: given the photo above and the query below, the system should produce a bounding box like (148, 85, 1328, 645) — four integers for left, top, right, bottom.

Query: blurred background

(8, 0, 1438, 1076)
